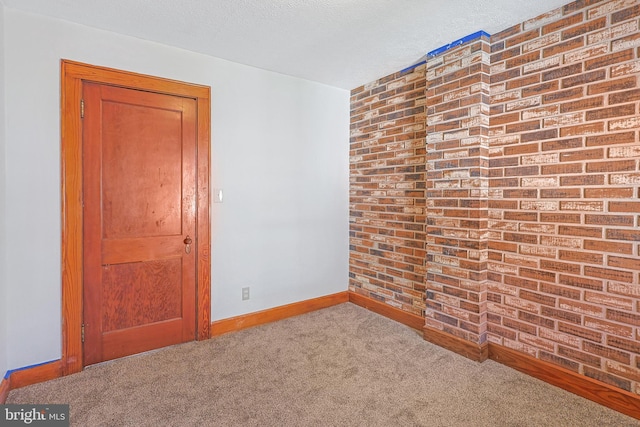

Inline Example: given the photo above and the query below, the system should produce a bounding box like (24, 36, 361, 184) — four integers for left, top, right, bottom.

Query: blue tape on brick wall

(399, 30, 491, 73)
(427, 30, 491, 58)
(400, 60, 427, 73)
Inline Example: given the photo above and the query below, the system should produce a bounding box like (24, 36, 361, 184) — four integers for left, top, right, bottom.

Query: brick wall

(488, 0, 640, 395)
(350, 0, 640, 396)
(425, 36, 491, 345)
(349, 65, 427, 316)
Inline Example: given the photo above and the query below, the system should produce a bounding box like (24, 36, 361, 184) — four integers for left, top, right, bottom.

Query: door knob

(184, 235, 192, 254)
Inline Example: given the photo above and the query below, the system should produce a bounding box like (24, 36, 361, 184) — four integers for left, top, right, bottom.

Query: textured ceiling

(1, 0, 570, 89)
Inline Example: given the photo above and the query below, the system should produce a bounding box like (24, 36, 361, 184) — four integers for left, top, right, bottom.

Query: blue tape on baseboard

(5, 359, 59, 378)
(427, 30, 491, 58)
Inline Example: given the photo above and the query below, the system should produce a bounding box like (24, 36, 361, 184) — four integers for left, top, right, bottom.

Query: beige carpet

(7, 303, 638, 426)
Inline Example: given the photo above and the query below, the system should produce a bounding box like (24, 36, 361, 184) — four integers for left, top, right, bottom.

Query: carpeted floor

(7, 303, 638, 426)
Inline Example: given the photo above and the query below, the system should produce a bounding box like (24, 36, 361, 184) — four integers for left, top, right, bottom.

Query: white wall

(4, 8, 350, 370)
(0, 3, 9, 379)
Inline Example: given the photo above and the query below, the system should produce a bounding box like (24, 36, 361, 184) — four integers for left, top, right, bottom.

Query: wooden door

(82, 82, 197, 365)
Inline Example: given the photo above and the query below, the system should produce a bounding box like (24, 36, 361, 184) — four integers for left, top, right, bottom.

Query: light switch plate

(213, 188, 223, 203)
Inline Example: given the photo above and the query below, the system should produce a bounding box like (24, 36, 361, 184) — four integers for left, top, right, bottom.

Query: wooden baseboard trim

(423, 326, 489, 362)
(489, 344, 640, 420)
(0, 375, 10, 404)
(0, 359, 63, 403)
(347, 297, 638, 419)
(9, 360, 63, 390)
(210, 291, 349, 337)
(2, 300, 636, 420)
(348, 292, 425, 331)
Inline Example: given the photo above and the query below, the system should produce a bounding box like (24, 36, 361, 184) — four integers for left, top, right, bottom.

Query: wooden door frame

(60, 60, 211, 375)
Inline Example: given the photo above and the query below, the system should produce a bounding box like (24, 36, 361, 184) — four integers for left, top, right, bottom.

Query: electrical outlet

(242, 287, 250, 301)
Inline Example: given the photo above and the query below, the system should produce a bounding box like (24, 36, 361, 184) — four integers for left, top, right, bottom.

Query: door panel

(101, 258, 183, 332)
(101, 100, 184, 239)
(82, 82, 197, 366)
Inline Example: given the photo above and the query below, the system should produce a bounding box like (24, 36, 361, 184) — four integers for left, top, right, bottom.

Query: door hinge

(80, 99, 85, 118)
(81, 324, 85, 343)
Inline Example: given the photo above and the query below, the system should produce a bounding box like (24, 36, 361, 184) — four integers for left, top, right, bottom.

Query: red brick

(540, 259, 581, 275)
(542, 87, 584, 103)
(540, 282, 581, 300)
(539, 351, 580, 372)
(559, 298, 603, 316)
(560, 122, 605, 137)
(541, 306, 581, 324)
(559, 345, 602, 367)
(519, 331, 555, 351)
(505, 275, 539, 291)
(583, 341, 630, 364)
(605, 361, 640, 383)
(558, 321, 602, 342)
(559, 274, 603, 291)
(611, 4, 640, 24)
(588, 76, 637, 95)
(585, 49, 635, 71)
(585, 131, 634, 146)
(558, 250, 603, 264)
(506, 51, 540, 69)
(542, 163, 583, 176)
(606, 229, 640, 242)
(538, 212, 582, 223)
(607, 282, 640, 298)
(584, 187, 634, 198)
(584, 266, 633, 283)
(609, 88, 640, 104)
(543, 37, 585, 57)
(503, 317, 537, 335)
(562, 16, 606, 40)
(492, 24, 522, 44)
(585, 316, 633, 339)
(350, 65, 429, 313)
(563, 0, 601, 14)
(505, 74, 541, 90)
(541, 63, 583, 81)
(487, 323, 517, 340)
(503, 143, 539, 156)
(584, 366, 631, 392)
(520, 289, 557, 306)
(584, 239, 633, 254)
(505, 120, 541, 134)
(560, 96, 604, 113)
(540, 188, 581, 198)
(587, 291, 633, 312)
(562, 69, 607, 88)
(585, 104, 636, 121)
(606, 309, 640, 327)
(520, 128, 558, 142)
(506, 29, 541, 48)
(608, 255, 640, 270)
(379, 1, 640, 390)
(542, 12, 584, 35)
